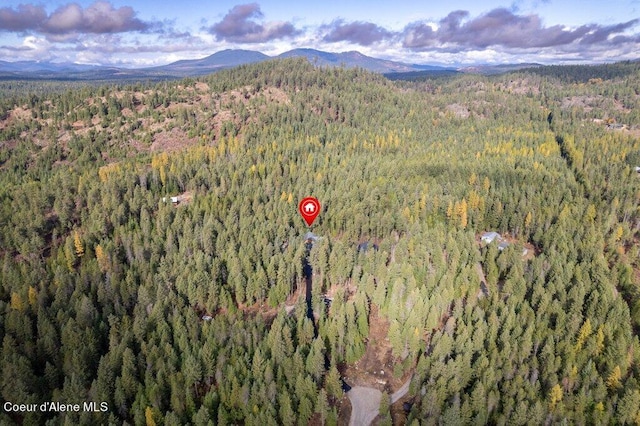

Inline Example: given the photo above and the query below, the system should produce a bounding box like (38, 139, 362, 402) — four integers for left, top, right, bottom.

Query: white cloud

(19, 35, 54, 60)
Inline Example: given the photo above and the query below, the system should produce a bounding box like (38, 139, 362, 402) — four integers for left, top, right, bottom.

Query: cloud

(0, 1, 150, 36)
(403, 8, 639, 52)
(579, 20, 639, 45)
(0, 35, 54, 61)
(321, 19, 393, 46)
(0, 4, 46, 32)
(0, 44, 33, 52)
(73, 36, 212, 55)
(45, 1, 149, 34)
(209, 3, 298, 43)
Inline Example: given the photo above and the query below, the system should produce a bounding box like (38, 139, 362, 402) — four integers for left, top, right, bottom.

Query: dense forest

(1, 58, 640, 424)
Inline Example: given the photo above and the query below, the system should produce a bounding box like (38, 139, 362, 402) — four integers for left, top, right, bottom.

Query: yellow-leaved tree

(74, 231, 84, 258)
(10, 292, 24, 311)
(524, 211, 532, 230)
(607, 366, 622, 389)
(595, 326, 605, 355)
(575, 318, 592, 352)
(28, 286, 37, 307)
(446, 200, 454, 220)
(549, 384, 563, 410)
(145, 406, 156, 426)
(456, 199, 468, 228)
(95, 244, 108, 272)
(469, 172, 477, 186)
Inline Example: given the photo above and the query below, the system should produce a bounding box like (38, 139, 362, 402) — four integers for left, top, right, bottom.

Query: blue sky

(0, 0, 638, 66)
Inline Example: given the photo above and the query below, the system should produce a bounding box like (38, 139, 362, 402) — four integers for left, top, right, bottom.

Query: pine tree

(315, 389, 329, 424)
(379, 392, 391, 425)
(278, 393, 295, 426)
(325, 364, 342, 400)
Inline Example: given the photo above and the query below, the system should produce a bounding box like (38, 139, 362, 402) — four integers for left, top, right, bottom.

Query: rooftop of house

(481, 231, 501, 243)
(305, 232, 319, 241)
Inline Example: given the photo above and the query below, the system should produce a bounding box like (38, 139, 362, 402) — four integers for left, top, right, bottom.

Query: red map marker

(299, 197, 321, 226)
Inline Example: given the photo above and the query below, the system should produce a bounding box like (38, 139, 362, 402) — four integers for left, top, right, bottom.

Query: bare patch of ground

(562, 95, 599, 111)
(342, 305, 407, 391)
(10, 106, 32, 121)
(0, 106, 31, 130)
(613, 99, 630, 112)
(174, 190, 194, 206)
(150, 127, 199, 152)
(562, 96, 632, 114)
(263, 87, 290, 104)
(325, 279, 357, 300)
(195, 82, 210, 93)
(0, 138, 18, 155)
(445, 103, 470, 119)
(625, 127, 640, 138)
(501, 234, 538, 260)
(503, 78, 540, 95)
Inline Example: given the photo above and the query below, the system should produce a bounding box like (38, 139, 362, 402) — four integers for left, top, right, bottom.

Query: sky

(0, 0, 639, 67)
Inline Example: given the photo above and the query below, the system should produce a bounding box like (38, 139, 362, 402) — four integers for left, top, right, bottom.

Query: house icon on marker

(304, 202, 315, 213)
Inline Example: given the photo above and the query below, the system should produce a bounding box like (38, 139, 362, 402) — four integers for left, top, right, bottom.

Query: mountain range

(0, 49, 540, 81)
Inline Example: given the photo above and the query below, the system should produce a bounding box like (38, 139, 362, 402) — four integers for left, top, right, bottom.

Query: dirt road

(391, 376, 411, 403)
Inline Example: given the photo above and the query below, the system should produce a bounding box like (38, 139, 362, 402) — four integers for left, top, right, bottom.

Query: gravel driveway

(347, 376, 412, 425)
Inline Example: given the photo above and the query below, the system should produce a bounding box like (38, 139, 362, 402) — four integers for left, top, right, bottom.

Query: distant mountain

(0, 61, 108, 80)
(0, 61, 172, 82)
(148, 48, 438, 74)
(384, 69, 462, 81)
(0, 60, 102, 73)
(277, 48, 339, 63)
(0, 50, 546, 81)
(276, 49, 424, 73)
(458, 63, 543, 75)
(148, 49, 270, 75)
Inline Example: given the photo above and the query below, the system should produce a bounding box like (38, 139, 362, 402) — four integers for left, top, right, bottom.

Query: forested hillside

(1, 58, 640, 424)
